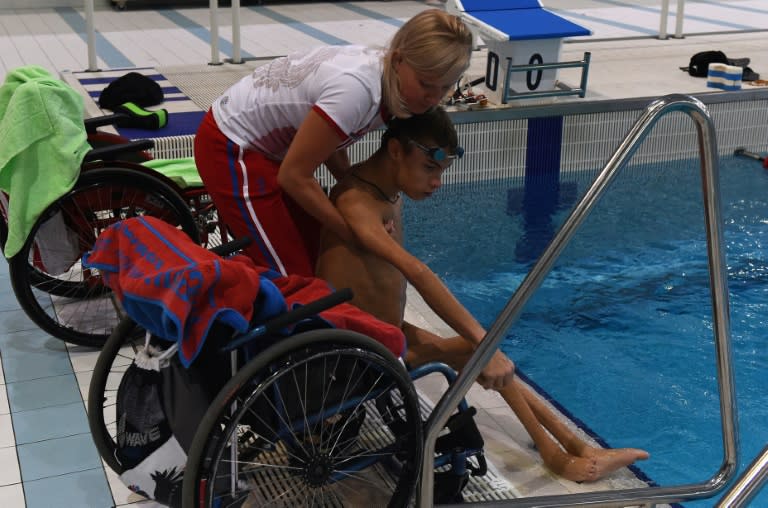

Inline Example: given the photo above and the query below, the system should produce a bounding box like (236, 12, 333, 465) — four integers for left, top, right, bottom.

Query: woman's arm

(324, 149, 351, 181)
(277, 109, 354, 243)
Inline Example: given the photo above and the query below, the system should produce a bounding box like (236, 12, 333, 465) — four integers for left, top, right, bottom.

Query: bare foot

(545, 447, 649, 483)
(581, 448, 650, 482)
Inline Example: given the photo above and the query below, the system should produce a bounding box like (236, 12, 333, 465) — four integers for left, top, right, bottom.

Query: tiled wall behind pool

(342, 96, 768, 187)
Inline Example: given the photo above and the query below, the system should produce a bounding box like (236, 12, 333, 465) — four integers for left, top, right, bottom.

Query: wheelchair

(85, 218, 487, 507)
(1, 113, 228, 348)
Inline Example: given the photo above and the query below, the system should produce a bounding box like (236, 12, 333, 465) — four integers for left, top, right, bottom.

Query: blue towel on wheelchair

(83, 216, 405, 366)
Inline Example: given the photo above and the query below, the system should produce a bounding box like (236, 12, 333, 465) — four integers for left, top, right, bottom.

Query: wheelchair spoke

(288, 358, 317, 455)
(187, 332, 423, 508)
(239, 387, 313, 461)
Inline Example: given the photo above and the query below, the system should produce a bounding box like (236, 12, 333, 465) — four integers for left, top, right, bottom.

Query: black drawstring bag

(98, 72, 164, 110)
(685, 51, 729, 77)
(115, 337, 186, 507)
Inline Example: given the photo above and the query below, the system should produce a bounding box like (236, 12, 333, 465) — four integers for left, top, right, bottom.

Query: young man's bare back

(316, 108, 648, 482)
(317, 178, 406, 327)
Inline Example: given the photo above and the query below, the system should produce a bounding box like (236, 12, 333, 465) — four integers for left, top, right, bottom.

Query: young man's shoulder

(331, 177, 372, 206)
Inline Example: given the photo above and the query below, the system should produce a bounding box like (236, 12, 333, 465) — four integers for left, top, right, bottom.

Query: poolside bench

(447, 0, 592, 104)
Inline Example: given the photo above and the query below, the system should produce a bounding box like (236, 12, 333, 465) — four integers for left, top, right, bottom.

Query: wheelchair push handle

(84, 113, 129, 133)
(222, 287, 354, 352)
(82, 139, 155, 162)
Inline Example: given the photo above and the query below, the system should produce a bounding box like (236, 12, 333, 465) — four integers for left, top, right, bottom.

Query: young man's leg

(402, 322, 648, 482)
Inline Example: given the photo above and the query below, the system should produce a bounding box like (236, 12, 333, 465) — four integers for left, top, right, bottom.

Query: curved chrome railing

(419, 94, 739, 507)
(716, 445, 768, 508)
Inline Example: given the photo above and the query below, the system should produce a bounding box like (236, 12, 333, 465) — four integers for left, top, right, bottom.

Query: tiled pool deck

(0, 1, 766, 506)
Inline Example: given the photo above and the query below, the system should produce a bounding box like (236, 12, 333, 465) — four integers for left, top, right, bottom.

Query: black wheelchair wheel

(87, 317, 142, 474)
(9, 167, 198, 348)
(182, 329, 423, 508)
(185, 188, 232, 251)
(0, 214, 7, 251)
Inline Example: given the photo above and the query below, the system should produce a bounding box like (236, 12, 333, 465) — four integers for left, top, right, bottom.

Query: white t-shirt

(212, 45, 387, 159)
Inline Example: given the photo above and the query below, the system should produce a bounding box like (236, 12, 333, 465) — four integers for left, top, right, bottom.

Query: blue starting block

(448, 0, 592, 104)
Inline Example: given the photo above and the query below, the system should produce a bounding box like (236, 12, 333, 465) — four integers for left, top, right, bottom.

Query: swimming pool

(403, 153, 767, 506)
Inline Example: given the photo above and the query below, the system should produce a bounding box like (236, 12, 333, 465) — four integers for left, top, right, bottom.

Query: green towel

(141, 157, 202, 189)
(0, 66, 91, 258)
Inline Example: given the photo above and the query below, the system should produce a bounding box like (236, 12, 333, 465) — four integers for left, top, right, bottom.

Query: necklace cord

(349, 172, 401, 204)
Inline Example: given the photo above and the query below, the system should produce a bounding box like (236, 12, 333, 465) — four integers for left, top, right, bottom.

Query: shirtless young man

(315, 107, 649, 482)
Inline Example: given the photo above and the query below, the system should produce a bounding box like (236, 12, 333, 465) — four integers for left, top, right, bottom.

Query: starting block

(448, 0, 592, 104)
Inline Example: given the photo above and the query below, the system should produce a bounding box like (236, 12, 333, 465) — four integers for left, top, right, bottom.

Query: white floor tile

(0, 446, 21, 486)
(0, 483, 24, 508)
(66, 347, 102, 373)
(0, 386, 8, 416)
(0, 414, 14, 449)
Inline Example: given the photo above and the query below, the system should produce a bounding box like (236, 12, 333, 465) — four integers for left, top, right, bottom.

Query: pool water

(403, 155, 768, 506)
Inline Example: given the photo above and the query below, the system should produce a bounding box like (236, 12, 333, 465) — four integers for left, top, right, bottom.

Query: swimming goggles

(409, 139, 465, 162)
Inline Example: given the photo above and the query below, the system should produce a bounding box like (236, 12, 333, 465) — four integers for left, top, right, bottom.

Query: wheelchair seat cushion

(83, 216, 405, 365)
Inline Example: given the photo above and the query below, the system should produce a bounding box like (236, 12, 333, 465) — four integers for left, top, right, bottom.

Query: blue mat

(468, 8, 591, 40)
(74, 68, 204, 139)
(461, 0, 543, 11)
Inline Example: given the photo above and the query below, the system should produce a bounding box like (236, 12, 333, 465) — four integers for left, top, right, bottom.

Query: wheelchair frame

(1, 113, 229, 348)
(88, 303, 487, 507)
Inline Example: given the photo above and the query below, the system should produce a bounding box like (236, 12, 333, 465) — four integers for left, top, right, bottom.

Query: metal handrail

(418, 94, 738, 507)
(499, 52, 591, 103)
(716, 445, 768, 507)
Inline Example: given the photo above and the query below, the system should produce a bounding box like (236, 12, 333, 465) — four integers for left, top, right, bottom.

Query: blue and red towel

(83, 216, 404, 366)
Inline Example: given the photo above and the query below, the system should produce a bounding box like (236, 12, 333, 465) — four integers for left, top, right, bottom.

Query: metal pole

(418, 94, 738, 507)
(716, 445, 768, 508)
(659, 0, 670, 39)
(84, 0, 98, 71)
(673, 0, 686, 38)
(231, 0, 242, 64)
(209, 0, 221, 65)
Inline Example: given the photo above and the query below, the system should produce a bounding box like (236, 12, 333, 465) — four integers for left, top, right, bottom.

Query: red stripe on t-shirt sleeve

(312, 105, 349, 142)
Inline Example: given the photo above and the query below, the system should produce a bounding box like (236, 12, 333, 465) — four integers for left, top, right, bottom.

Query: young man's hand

(477, 351, 515, 390)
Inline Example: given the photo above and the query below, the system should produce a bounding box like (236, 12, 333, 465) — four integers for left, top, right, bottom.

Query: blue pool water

(403, 155, 768, 506)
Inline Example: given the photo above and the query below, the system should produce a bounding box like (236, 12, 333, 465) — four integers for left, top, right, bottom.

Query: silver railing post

(659, 0, 670, 39)
(418, 94, 738, 507)
(231, 0, 242, 64)
(674, 0, 686, 38)
(209, 0, 221, 65)
(84, 0, 98, 71)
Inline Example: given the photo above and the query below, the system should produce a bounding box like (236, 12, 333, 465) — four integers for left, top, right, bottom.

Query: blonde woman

(194, 9, 472, 276)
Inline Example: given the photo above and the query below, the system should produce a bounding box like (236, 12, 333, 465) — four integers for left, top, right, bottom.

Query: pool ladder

(419, 93, 768, 507)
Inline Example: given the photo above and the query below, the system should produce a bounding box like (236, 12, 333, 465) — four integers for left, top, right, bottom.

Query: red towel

(268, 273, 406, 358)
(82, 216, 266, 366)
(83, 216, 405, 365)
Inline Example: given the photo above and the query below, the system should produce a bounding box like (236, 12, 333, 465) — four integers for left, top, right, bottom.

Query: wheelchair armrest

(82, 139, 155, 162)
(84, 113, 131, 134)
(221, 288, 354, 352)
